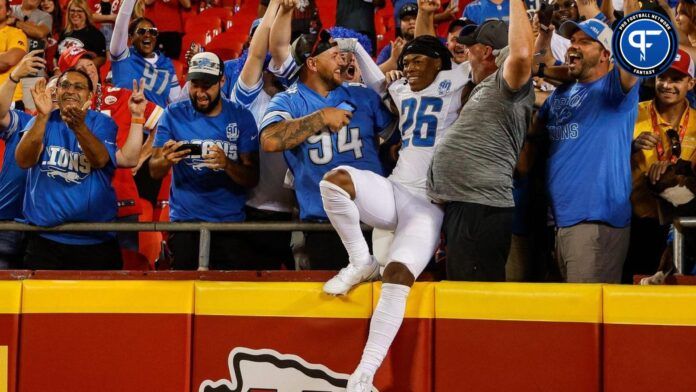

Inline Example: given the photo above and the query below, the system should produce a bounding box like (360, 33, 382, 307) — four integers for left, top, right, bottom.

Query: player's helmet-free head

(398, 35, 453, 71)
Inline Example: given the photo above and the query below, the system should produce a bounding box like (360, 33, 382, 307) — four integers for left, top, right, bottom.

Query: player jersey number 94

(400, 97, 443, 148)
(307, 127, 364, 165)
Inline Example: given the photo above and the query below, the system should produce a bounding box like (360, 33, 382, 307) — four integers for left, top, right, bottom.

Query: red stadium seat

(185, 15, 222, 34)
(206, 33, 243, 61)
(137, 198, 162, 268)
(171, 59, 186, 86)
(200, 7, 234, 21)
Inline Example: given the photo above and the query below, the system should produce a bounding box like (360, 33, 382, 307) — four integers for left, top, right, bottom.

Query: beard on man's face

(190, 90, 221, 114)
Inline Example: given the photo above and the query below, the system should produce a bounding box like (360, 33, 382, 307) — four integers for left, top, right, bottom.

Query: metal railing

(0, 221, 356, 270)
(674, 217, 696, 274)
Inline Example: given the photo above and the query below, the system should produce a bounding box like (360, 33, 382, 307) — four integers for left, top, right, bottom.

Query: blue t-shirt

(261, 82, 394, 221)
(153, 98, 259, 222)
(462, 0, 510, 24)
(221, 57, 244, 99)
(111, 46, 178, 107)
(0, 110, 32, 220)
(22, 110, 118, 245)
(538, 67, 639, 228)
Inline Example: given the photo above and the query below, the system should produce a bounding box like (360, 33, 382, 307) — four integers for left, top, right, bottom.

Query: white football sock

(320, 180, 372, 266)
(357, 283, 411, 377)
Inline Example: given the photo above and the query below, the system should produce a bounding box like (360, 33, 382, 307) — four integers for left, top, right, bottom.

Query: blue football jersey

(111, 46, 178, 107)
(22, 110, 118, 245)
(153, 98, 259, 222)
(261, 82, 395, 221)
(0, 110, 32, 220)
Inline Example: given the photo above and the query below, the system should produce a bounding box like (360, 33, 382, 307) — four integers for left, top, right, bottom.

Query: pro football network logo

(199, 347, 379, 392)
(613, 11, 678, 77)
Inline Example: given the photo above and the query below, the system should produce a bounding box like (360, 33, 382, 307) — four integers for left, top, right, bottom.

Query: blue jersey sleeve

(537, 92, 551, 122)
(153, 109, 174, 148)
(231, 77, 264, 108)
(2, 110, 30, 140)
(376, 44, 392, 65)
(237, 109, 259, 154)
(260, 91, 295, 131)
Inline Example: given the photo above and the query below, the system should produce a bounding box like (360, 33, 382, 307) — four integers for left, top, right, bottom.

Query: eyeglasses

(68, 8, 85, 14)
(553, 1, 576, 10)
(136, 27, 159, 37)
(58, 80, 88, 92)
(666, 129, 682, 158)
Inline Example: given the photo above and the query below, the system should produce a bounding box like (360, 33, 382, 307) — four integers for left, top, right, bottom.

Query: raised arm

(416, 0, 439, 37)
(0, 51, 45, 127)
(239, 0, 280, 87)
(110, 0, 138, 58)
(116, 79, 148, 167)
(617, 0, 639, 92)
(16, 79, 51, 168)
(503, 0, 534, 90)
(269, 0, 296, 70)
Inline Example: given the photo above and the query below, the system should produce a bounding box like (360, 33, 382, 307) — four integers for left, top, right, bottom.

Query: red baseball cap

(668, 49, 695, 78)
(58, 47, 96, 73)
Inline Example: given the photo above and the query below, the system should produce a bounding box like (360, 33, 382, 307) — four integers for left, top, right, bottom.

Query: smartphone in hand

(175, 143, 203, 156)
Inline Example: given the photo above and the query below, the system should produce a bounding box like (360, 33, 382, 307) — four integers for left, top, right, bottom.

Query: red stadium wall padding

(17, 280, 194, 392)
(603, 285, 696, 392)
(434, 282, 603, 392)
(373, 282, 434, 392)
(192, 282, 373, 391)
(0, 282, 22, 392)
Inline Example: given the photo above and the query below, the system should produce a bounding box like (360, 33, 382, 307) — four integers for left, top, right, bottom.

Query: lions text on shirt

(153, 98, 259, 222)
(462, 0, 510, 24)
(261, 82, 395, 221)
(538, 67, 639, 228)
(22, 110, 118, 245)
(231, 77, 295, 213)
(0, 110, 32, 220)
(388, 61, 471, 195)
(111, 46, 178, 107)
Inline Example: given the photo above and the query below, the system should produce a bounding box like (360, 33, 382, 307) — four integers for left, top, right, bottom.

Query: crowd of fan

(0, 0, 694, 285)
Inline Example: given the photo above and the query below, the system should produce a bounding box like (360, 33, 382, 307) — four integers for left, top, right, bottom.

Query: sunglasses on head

(666, 129, 682, 158)
(136, 27, 158, 36)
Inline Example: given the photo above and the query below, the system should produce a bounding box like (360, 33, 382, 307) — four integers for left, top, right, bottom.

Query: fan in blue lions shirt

(109, 0, 182, 107)
(527, 18, 640, 283)
(15, 69, 121, 270)
(150, 52, 260, 271)
(0, 52, 44, 268)
(260, 30, 395, 269)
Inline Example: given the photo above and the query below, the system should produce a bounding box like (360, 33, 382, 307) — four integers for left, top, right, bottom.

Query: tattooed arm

(260, 107, 352, 152)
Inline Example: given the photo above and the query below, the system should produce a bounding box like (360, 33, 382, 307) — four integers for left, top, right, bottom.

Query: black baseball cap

(291, 29, 337, 68)
(399, 2, 418, 19)
(456, 20, 508, 49)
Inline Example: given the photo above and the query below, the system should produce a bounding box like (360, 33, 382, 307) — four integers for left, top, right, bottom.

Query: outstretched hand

(30, 78, 53, 116)
(129, 79, 147, 118)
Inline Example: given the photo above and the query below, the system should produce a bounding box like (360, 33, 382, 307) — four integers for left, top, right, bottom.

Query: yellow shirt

(631, 100, 696, 218)
(0, 25, 27, 102)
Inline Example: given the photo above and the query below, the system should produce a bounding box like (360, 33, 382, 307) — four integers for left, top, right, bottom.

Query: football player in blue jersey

(109, 0, 182, 107)
(15, 69, 121, 270)
(150, 52, 260, 271)
(260, 29, 396, 269)
(0, 51, 50, 268)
